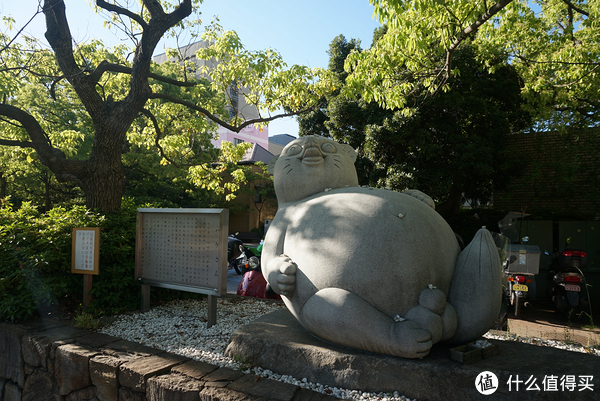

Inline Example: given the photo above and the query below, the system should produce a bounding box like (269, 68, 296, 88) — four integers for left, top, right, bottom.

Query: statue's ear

(342, 144, 357, 163)
(267, 155, 279, 174)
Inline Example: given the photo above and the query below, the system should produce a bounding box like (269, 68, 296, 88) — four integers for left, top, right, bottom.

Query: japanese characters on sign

(135, 208, 228, 296)
(71, 228, 100, 275)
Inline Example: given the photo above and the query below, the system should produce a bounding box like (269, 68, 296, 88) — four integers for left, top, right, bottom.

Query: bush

(0, 198, 172, 321)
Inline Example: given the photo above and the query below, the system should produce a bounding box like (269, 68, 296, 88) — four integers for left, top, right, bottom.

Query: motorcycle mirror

(509, 255, 517, 264)
(566, 236, 573, 245)
(521, 236, 529, 243)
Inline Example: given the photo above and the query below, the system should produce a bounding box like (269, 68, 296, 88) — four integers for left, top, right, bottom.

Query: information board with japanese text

(135, 208, 228, 296)
(71, 228, 100, 275)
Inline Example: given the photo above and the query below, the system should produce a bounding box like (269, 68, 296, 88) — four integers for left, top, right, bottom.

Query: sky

(1, 0, 382, 137)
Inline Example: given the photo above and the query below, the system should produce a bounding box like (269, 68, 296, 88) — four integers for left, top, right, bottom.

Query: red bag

(237, 271, 281, 300)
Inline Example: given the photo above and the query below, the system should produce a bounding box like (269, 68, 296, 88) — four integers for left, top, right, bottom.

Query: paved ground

(505, 298, 600, 347)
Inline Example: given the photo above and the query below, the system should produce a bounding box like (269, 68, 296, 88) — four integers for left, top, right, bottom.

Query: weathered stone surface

(90, 354, 122, 401)
(104, 340, 159, 357)
(54, 343, 99, 395)
(146, 374, 203, 401)
(229, 374, 297, 401)
(171, 360, 217, 381)
(64, 386, 98, 401)
(201, 367, 243, 383)
(0, 323, 26, 387)
(199, 387, 263, 401)
(118, 387, 145, 401)
(4, 381, 22, 401)
(21, 334, 52, 369)
(226, 308, 600, 400)
(291, 388, 337, 401)
(119, 353, 188, 392)
(77, 332, 120, 349)
(22, 369, 58, 401)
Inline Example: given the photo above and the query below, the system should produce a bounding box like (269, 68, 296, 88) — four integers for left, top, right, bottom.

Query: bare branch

(0, 4, 44, 53)
(96, 0, 148, 30)
(560, 0, 589, 17)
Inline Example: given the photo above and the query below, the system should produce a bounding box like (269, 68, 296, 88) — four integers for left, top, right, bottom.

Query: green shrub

(0, 198, 173, 321)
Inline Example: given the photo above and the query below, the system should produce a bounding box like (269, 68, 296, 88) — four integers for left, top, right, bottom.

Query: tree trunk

(436, 184, 464, 219)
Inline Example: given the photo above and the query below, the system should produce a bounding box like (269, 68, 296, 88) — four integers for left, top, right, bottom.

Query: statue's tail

(446, 227, 502, 344)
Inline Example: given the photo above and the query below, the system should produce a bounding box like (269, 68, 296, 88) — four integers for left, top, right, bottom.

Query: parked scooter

(496, 212, 540, 318)
(547, 239, 590, 316)
(227, 234, 261, 275)
(236, 241, 281, 300)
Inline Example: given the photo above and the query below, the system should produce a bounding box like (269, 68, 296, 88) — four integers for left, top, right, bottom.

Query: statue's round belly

(281, 188, 459, 316)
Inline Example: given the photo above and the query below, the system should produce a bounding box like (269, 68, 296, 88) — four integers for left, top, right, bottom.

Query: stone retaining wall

(0, 318, 334, 401)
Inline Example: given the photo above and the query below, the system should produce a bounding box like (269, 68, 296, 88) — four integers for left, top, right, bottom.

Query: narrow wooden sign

(71, 227, 100, 275)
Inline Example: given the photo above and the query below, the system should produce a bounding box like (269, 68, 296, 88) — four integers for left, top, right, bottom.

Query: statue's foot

(391, 320, 432, 359)
(404, 287, 457, 344)
(299, 288, 432, 359)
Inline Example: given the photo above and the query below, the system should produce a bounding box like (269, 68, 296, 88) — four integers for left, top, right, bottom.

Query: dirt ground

(505, 298, 600, 348)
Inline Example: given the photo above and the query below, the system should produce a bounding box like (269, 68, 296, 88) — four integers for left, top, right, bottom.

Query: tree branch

(560, 0, 589, 17)
(96, 0, 148, 30)
(89, 60, 197, 87)
(0, 104, 83, 178)
(148, 92, 316, 132)
(0, 139, 35, 148)
(445, 0, 514, 76)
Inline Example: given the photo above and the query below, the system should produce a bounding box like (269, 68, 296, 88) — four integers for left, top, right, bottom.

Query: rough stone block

(77, 332, 120, 349)
(64, 386, 98, 401)
(199, 386, 263, 401)
(229, 374, 297, 401)
(118, 387, 145, 401)
(201, 367, 243, 383)
(171, 361, 217, 381)
(0, 323, 26, 387)
(291, 388, 337, 401)
(104, 340, 159, 357)
(146, 374, 203, 401)
(4, 381, 22, 401)
(90, 354, 122, 401)
(21, 334, 52, 369)
(54, 343, 99, 396)
(22, 369, 59, 401)
(119, 353, 188, 392)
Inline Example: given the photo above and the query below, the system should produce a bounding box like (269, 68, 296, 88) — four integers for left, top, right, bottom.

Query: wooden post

(207, 295, 217, 328)
(83, 275, 93, 310)
(141, 284, 151, 312)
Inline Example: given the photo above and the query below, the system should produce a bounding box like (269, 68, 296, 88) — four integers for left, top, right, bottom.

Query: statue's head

(268, 136, 359, 204)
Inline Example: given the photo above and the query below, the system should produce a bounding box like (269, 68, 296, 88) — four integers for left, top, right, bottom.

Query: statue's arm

(262, 218, 297, 296)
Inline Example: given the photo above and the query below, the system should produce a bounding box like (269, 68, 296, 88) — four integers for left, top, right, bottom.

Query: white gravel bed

(99, 297, 598, 401)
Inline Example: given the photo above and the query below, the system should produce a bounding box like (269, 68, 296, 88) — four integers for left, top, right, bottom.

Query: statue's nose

(303, 146, 322, 158)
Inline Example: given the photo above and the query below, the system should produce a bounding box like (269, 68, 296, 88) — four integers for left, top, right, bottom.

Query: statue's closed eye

(321, 143, 336, 154)
(286, 145, 301, 156)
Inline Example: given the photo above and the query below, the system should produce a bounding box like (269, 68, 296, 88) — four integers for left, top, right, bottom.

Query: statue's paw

(411, 287, 458, 343)
(404, 305, 443, 344)
(418, 286, 446, 314)
(392, 320, 432, 358)
(275, 254, 297, 296)
(402, 189, 435, 209)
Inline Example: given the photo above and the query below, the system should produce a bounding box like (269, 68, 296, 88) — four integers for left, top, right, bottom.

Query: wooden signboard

(135, 208, 229, 327)
(71, 227, 100, 275)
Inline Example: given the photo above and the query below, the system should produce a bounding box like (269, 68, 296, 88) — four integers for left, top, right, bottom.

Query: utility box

(507, 244, 541, 274)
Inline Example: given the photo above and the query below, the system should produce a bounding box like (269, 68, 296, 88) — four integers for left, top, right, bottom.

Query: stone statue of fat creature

(262, 136, 502, 358)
